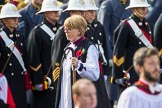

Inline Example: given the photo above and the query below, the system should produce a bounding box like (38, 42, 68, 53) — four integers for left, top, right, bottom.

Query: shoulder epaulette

(121, 17, 131, 23)
(34, 22, 44, 29)
(0, 28, 3, 32)
(58, 26, 64, 30)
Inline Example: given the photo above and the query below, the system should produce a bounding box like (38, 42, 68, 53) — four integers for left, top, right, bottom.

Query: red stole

(135, 80, 161, 95)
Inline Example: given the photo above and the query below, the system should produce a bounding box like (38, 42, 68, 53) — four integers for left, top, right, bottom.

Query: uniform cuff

(76, 61, 86, 72)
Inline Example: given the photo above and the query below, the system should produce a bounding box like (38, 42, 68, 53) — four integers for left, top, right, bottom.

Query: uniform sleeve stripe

(53, 75, 59, 81)
(113, 56, 125, 67)
(53, 70, 60, 76)
(52, 67, 60, 81)
(53, 71, 60, 81)
(52, 67, 60, 73)
(29, 64, 42, 72)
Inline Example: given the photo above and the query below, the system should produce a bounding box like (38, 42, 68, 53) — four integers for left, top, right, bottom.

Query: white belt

(0, 31, 26, 72)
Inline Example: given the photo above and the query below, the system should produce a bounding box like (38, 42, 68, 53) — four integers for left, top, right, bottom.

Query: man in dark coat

(84, 0, 113, 107)
(0, 3, 29, 108)
(18, 0, 44, 40)
(146, 0, 162, 28)
(58, 3, 70, 25)
(112, 0, 153, 87)
(97, 0, 132, 59)
(97, 2, 131, 102)
(27, 0, 61, 108)
(154, 13, 162, 82)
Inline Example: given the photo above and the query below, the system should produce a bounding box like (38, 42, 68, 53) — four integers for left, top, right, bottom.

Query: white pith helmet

(36, 0, 62, 14)
(126, 0, 150, 9)
(24, 0, 31, 4)
(0, 3, 21, 19)
(85, 0, 98, 10)
(64, 0, 87, 12)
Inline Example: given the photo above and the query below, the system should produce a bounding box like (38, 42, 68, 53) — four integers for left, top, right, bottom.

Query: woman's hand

(71, 57, 78, 68)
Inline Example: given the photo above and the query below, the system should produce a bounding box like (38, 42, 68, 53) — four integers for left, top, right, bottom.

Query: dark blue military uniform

(154, 13, 162, 78)
(94, 0, 104, 8)
(86, 21, 111, 108)
(58, 3, 70, 25)
(86, 20, 110, 75)
(97, 0, 132, 103)
(146, 0, 162, 28)
(97, 0, 132, 58)
(18, 3, 44, 40)
(113, 15, 153, 85)
(27, 19, 61, 108)
(0, 26, 28, 108)
(154, 13, 162, 56)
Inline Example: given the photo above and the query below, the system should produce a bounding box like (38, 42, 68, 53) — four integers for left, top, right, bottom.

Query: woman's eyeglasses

(64, 28, 73, 32)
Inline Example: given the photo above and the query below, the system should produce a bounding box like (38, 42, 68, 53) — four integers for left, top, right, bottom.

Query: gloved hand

(115, 77, 130, 86)
(42, 77, 52, 90)
(113, 71, 131, 86)
(33, 77, 52, 91)
(104, 75, 108, 81)
(110, 76, 130, 86)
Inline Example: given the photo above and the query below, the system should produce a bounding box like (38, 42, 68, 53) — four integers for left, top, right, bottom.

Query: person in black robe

(27, 0, 61, 108)
(112, 0, 153, 88)
(0, 3, 29, 108)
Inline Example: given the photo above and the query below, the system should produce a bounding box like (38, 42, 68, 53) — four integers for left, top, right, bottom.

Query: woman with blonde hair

(55, 15, 100, 108)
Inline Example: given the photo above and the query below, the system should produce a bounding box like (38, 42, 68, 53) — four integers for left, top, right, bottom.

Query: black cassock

(27, 19, 61, 108)
(0, 26, 27, 108)
(154, 13, 162, 83)
(113, 15, 153, 84)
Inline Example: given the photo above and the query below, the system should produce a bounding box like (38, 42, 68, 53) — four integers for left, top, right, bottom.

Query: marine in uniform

(27, 0, 61, 108)
(112, 0, 153, 86)
(84, 0, 111, 107)
(0, 3, 28, 108)
(97, 0, 132, 58)
(85, 0, 110, 74)
(97, 1, 132, 102)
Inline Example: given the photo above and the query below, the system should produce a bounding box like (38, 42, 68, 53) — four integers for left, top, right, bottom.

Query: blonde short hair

(64, 15, 87, 36)
(72, 79, 93, 96)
